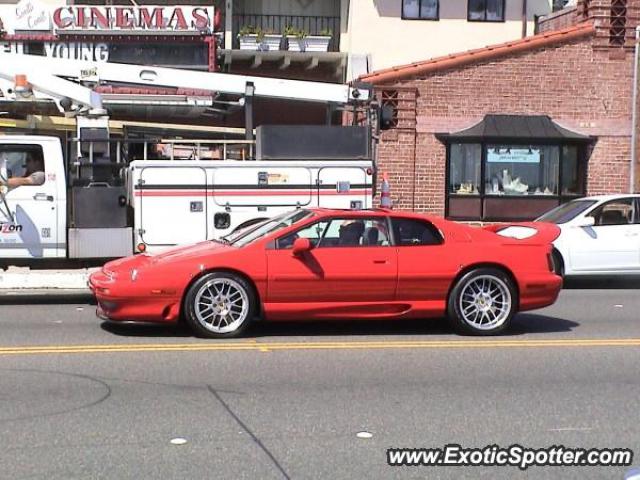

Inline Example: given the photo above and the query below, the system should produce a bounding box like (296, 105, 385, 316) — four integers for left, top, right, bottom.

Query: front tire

(447, 268, 517, 336)
(184, 272, 256, 338)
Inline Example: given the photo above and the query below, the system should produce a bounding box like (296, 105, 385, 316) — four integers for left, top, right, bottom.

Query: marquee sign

(13, 0, 51, 31)
(53, 6, 215, 33)
(0, 2, 215, 34)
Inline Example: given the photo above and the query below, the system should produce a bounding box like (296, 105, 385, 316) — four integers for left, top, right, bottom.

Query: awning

(436, 114, 593, 143)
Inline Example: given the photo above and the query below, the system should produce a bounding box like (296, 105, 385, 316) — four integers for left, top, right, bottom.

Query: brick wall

(375, 33, 636, 216)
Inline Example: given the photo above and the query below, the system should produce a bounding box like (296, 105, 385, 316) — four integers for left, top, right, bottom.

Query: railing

(231, 14, 341, 52)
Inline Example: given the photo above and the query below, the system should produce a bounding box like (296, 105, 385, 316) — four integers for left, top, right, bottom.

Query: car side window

(277, 221, 330, 249)
(391, 218, 443, 246)
(590, 199, 634, 226)
(317, 218, 391, 248)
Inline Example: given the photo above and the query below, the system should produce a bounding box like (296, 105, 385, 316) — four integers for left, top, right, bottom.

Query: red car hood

(147, 240, 232, 264)
(103, 240, 232, 273)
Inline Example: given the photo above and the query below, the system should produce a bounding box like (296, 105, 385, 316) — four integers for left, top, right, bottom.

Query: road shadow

(563, 277, 640, 290)
(99, 313, 578, 339)
(0, 293, 95, 305)
(100, 321, 192, 338)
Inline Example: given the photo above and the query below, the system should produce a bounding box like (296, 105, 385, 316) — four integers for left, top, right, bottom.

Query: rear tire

(184, 272, 256, 338)
(551, 249, 565, 278)
(447, 268, 517, 336)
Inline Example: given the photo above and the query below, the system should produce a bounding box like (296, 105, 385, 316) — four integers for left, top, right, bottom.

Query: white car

(536, 194, 640, 277)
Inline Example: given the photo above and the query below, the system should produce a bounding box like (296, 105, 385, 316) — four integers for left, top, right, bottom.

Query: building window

(446, 143, 587, 221)
(468, 0, 505, 22)
(485, 145, 559, 196)
(609, 0, 628, 46)
(402, 0, 439, 20)
(449, 143, 481, 194)
(380, 90, 399, 128)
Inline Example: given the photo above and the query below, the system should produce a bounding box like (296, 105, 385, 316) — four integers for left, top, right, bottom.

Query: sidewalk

(0, 267, 96, 293)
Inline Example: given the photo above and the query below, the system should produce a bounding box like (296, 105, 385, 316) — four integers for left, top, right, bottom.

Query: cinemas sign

(52, 6, 216, 33)
(2, 2, 216, 34)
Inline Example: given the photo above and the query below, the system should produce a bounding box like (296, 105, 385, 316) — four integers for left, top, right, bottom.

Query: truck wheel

(447, 268, 517, 336)
(184, 272, 256, 338)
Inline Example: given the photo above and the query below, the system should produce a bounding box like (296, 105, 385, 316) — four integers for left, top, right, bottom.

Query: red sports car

(89, 208, 562, 337)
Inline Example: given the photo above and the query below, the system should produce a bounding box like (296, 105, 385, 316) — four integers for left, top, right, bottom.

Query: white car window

(590, 199, 634, 226)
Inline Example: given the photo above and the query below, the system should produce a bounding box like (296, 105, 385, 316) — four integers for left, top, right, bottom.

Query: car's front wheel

(184, 272, 256, 338)
(447, 268, 517, 336)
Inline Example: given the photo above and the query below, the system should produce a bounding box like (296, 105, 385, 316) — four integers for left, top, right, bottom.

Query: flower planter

(286, 35, 306, 52)
(238, 34, 261, 51)
(286, 35, 330, 52)
(304, 35, 331, 52)
(261, 34, 283, 51)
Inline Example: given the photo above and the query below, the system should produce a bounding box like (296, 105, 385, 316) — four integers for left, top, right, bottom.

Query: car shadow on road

(100, 321, 193, 338)
(247, 313, 578, 338)
(563, 277, 640, 289)
(99, 313, 578, 339)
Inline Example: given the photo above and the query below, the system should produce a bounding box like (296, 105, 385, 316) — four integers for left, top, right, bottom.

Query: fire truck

(0, 53, 380, 263)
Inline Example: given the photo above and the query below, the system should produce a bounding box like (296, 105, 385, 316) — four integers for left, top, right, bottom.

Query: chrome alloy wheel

(194, 277, 250, 334)
(458, 275, 512, 331)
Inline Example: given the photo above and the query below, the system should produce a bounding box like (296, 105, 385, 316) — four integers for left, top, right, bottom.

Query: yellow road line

(0, 338, 638, 356)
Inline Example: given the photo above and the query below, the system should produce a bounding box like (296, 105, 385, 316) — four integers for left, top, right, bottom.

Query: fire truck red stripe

(134, 189, 369, 197)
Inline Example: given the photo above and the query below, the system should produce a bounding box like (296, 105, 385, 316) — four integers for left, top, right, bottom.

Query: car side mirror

(576, 216, 595, 228)
(292, 237, 312, 256)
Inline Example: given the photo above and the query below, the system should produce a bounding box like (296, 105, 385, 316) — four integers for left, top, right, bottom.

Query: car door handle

(33, 193, 54, 202)
(625, 232, 639, 237)
(373, 259, 388, 264)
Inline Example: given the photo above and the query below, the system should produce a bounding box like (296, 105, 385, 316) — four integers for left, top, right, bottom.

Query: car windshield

(536, 200, 597, 224)
(229, 209, 314, 247)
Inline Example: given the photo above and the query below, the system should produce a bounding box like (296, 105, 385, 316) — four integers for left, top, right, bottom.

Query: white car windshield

(537, 200, 597, 224)
(229, 210, 314, 247)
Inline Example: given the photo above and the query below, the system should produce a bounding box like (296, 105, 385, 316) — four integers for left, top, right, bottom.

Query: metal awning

(436, 114, 593, 143)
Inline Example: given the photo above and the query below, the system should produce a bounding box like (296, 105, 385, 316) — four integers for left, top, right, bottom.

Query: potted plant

(284, 25, 308, 52)
(305, 27, 332, 52)
(261, 28, 283, 51)
(238, 25, 262, 50)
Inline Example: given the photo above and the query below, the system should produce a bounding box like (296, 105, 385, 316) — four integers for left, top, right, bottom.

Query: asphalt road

(0, 281, 639, 479)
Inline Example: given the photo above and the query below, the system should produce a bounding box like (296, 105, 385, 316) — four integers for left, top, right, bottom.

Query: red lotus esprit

(89, 208, 562, 337)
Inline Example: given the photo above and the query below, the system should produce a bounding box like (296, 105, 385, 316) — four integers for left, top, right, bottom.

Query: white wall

(343, 0, 552, 79)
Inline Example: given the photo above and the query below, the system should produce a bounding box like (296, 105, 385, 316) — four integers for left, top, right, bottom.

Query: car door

(0, 144, 59, 259)
(265, 216, 397, 304)
(392, 217, 456, 303)
(568, 198, 640, 272)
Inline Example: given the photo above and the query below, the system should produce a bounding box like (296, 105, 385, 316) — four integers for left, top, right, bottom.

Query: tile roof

(436, 114, 592, 141)
(359, 22, 596, 85)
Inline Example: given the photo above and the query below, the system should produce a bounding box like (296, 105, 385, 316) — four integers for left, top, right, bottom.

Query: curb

(0, 268, 97, 291)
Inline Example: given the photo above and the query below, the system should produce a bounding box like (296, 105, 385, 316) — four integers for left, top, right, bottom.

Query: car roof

(578, 194, 640, 202)
(309, 207, 430, 220)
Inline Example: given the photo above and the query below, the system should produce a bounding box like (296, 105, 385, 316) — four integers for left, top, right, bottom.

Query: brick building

(361, 0, 640, 222)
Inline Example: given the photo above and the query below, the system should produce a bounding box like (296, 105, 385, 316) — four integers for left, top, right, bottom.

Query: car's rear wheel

(447, 268, 517, 336)
(184, 272, 256, 338)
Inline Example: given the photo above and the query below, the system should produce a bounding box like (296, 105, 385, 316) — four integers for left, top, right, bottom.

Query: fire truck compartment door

(138, 166, 208, 246)
(317, 167, 370, 209)
(212, 167, 312, 207)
